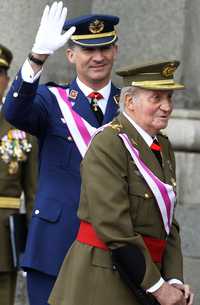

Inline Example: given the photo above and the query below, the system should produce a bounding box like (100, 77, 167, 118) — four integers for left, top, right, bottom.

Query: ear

(66, 48, 76, 64)
(113, 44, 118, 60)
(125, 94, 135, 111)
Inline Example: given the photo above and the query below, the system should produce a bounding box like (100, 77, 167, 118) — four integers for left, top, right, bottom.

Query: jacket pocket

(32, 198, 63, 223)
(92, 247, 113, 269)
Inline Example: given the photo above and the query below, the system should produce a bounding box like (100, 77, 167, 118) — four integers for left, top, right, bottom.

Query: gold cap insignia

(69, 90, 78, 100)
(162, 63, 177, 78)
(89, 20, 104, 34)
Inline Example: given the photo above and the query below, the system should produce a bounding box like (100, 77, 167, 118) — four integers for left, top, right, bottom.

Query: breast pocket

(128, 172, 156, 228)
(43, 127, 74, 170)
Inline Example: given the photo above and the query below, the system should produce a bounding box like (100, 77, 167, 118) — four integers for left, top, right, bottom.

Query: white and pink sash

(49, 86, 175, 233)
(118, 133, 176, 235)
(49, 87, 97, 157)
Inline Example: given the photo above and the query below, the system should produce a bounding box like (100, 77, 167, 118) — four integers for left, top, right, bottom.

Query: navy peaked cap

(63, 14, 119, 47)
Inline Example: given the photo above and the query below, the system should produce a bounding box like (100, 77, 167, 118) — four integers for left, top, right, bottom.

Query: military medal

(8, 160, 19, 175)
(0, 129, 32, 174)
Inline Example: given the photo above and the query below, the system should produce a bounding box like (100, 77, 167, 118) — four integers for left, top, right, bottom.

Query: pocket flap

(92, 248, 112, 269)
(128, 182, 153, 199)
(33, 199, 63, 223)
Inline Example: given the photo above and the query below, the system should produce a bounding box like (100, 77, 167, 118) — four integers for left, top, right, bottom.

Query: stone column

(167, 109, 200, 304)
(92, 0, 185, 86)
(175, 0, 200, 109)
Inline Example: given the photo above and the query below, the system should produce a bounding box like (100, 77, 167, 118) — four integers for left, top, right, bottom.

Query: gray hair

(119, 86, 139, 112)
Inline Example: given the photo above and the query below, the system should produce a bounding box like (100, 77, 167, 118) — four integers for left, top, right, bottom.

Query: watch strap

(28, 53, 45, 65)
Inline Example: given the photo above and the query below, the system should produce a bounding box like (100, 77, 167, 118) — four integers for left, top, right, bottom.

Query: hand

(171, 283, 194, 305)
(32, 1, 76, 55)
(152, 282, 187, 305)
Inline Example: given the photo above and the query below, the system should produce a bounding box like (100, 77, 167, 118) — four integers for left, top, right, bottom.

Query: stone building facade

(0, 0, 199, 304)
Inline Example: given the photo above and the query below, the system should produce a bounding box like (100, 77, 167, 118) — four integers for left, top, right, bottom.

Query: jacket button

(171, 178, 176, 186)
(13, 92, 19, 98)
(35, 209, 40, 215)
(67, 136, 73, 141)
(144, 193, 149, 198)
(113, 264, 117, 271)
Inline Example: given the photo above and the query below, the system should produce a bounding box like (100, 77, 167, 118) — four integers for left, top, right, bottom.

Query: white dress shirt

(76, 77, 111, 115)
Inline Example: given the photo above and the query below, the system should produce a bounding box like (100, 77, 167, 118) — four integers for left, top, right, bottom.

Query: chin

(91, 74, 109, 83)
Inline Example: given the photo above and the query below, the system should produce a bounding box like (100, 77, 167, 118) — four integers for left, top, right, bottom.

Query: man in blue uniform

(3, 2, 120, 305)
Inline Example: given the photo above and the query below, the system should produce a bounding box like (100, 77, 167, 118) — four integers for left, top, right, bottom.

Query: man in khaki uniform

(49, 60, 194, 305)
(0, 44, 38, 305)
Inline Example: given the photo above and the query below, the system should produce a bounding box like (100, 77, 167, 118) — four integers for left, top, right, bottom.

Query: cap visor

(71, 35, 117, 47)
(133, 82, 185, 90)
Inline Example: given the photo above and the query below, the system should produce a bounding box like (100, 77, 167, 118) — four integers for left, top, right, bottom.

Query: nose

(92, 49, 104, 62)
(160, 99, 172, 112)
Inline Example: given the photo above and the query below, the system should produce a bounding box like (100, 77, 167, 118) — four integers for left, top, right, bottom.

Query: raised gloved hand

(32, 1, 76, 54)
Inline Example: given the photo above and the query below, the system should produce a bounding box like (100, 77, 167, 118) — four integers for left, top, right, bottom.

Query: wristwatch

(28, 53, 46, 66)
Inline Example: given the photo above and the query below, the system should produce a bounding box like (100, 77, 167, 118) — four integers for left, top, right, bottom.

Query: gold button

(15, 75, 18, 80)
(144, 193, 149, 198)
(171, 178, 176, 186)
(67, 136, 73, 141)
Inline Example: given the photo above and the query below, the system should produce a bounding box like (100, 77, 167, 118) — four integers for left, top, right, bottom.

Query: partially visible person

(3, 2, 120, 305)
(0, 44, 38, 305)
(49, 60, 194, 305)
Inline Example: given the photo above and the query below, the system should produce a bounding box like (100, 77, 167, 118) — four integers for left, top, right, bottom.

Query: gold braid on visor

(71, 30, 116, 40)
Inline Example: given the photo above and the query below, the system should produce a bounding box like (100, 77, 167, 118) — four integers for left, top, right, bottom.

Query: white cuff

(168, 279, 183, 285)
(21, 59, 43, 83)
(146, 277, 165, 293)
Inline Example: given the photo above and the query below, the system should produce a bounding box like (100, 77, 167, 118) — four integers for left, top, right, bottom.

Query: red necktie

(88, 92, 103, 101)
(150, 138, 162, 166)
(88, 92, 104, 125)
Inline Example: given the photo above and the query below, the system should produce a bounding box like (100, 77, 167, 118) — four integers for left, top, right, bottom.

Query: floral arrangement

(0, 129, 32, 174)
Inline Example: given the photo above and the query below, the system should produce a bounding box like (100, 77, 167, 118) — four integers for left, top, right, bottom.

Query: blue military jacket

(3, 71, 120, 276)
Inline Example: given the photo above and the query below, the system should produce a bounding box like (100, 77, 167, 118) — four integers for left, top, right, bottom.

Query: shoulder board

(46, 81, 69, 89)
(108, 121, 123, 132)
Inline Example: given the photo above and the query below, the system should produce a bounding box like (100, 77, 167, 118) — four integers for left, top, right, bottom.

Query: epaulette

(109, 122, 123, 132)
(113, 94, 120, 105)
(46, 81, 69, 89)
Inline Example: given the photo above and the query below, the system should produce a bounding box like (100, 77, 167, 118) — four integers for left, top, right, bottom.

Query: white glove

(32, 1, 76, 54)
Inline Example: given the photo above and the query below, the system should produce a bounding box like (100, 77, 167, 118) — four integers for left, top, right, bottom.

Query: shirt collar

(76, 77, 111, 102)
(123, 111, 154, 147)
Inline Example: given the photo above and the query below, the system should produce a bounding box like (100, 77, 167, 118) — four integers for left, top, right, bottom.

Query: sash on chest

(118, 133, 176, 235)
(49, 87, 97, 157)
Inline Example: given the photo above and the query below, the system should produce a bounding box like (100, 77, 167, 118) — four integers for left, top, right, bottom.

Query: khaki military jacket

(49, 113, 183, 305)
(0, 110, 38, 271)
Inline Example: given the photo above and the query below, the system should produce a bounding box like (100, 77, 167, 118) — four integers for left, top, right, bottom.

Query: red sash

(77, 221, 166, 263)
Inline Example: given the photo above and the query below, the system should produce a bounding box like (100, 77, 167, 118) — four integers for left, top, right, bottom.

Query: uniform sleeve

(21, 134, 38, 220)
(161, 140, 183, 282)
(81, 130, 162, 290)
(3, 69, 51, 136)
(161, 216, 183, 282)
